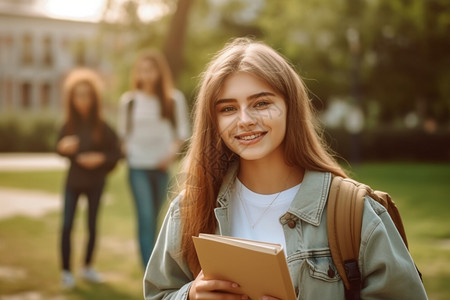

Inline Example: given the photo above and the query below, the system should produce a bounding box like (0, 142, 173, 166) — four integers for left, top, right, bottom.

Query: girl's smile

(216, 72, 287, 162)
(234, 131, 267, 146)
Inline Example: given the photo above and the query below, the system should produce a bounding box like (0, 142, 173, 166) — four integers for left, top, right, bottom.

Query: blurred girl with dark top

(118, 50, 190, 269)
(56, 68, 121, 289)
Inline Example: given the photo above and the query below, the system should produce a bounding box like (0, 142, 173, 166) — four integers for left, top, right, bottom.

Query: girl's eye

(220, 106, 236, 113)
(254, 101, 270, 109)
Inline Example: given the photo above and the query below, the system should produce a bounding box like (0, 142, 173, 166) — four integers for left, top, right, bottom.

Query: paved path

(0, 153, 67, 171)
(0, 153, 66, 220)
(0, 187, 61, 220)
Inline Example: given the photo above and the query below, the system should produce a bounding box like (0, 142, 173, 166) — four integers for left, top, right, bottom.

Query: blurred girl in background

(118, 50, 190, 269)
(56, 68, 121, 289)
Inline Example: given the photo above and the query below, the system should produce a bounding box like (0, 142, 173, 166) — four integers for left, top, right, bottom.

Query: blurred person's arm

(173, 89, 191, 142)
(117, 91, 134, 155)
(157, 90, 191, 171)
(76, 152, 105, 169)
(56, 126, 79, 158)
(99, 122, 122, 172)
(76, 123, 122, 171)
(157, 139, 184, 172)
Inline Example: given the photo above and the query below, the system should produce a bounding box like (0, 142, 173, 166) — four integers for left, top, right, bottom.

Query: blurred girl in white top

(118, 49, 190, 268)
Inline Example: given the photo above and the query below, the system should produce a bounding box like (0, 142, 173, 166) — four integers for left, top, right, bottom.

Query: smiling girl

(143, 38, 427, 300)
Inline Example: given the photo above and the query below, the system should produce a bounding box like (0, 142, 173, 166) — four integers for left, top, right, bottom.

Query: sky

(39, 0, 166, 22)
(41, 0, 105, 21)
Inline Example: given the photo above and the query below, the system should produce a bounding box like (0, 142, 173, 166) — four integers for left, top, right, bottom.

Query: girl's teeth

(240, 133, 261, 140)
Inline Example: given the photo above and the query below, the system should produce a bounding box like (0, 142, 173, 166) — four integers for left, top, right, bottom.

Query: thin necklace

(237, 170, 293, 229)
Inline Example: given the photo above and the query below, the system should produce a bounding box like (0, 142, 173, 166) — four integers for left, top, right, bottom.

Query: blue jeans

(128, 168, 168, 268)
(61, 181, 105, 271)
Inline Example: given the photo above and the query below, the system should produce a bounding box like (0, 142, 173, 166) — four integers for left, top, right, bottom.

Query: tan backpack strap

(372, 191, 409, 249)
(124, 94, 136, 138)
(327, 176, 365, 294)
(328, 176, 418, 299)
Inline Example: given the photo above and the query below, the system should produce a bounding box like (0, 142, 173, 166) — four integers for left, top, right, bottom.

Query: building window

(42, 36, 53, 67)
(75, 39, 86, 66)
(0, 79, 4, 108)
(22, 33, 34, 66)
(21, 82, 32, 109)
(0, 79, 12, 109)
(0, 34, 15, 66)
(4, 35, 14, 66)
(5, 79, 13, 109)
(0, 35, 4, 65)
(40, 83, 51, 108)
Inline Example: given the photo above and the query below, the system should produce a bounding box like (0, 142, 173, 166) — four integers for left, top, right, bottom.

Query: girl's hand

(189, 271, 248, 300)
(156, 156, 172, 172)
(76, 152, 105, 169)
(156, 139, 184, 172)
(57, 135, 79, 155)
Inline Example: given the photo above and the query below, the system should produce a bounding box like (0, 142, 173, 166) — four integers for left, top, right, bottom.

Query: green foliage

(0, 112, 61, 152)
(101, 0, 449, 127)
(0, 110, 120, 153)
(325, 128, 450, 162)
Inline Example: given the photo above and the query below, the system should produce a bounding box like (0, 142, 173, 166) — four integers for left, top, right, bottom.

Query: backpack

(326, 175, 421, 300)
(125, 97, 135, 138)
(124, 95, 177, 137)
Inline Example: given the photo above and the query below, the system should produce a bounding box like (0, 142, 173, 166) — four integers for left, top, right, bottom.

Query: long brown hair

(131, 49, 176, 126)
(179, 38, 347, 275)
(62, 68, 104, 143)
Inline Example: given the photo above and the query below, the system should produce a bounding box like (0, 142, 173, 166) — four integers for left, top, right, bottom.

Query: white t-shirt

(118, 90, 190, 168)
(230, 178, 301, 253)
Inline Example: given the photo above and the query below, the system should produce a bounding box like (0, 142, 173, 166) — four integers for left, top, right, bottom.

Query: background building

(0, 0, 104, 112)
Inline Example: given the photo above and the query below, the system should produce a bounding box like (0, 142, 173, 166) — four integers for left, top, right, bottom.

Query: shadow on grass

(66, 282, 142, 300)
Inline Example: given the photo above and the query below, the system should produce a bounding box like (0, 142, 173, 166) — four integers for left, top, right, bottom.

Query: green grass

(352, 162, 450, 300)
(0, 162, 144, 300)
(0, 170, 64, 193)
(0, 162, 449, 299)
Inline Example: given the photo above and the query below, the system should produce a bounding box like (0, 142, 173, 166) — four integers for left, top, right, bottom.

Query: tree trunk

(163, 0, 193, 80)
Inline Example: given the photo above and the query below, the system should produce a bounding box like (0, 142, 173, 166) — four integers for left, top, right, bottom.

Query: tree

(163, 0, 194, 80)
(100, 0, 450, 126)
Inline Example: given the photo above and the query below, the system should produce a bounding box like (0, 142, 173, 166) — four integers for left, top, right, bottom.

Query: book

(192, 233, 296, 300)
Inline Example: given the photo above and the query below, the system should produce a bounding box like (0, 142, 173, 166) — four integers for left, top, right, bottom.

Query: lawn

(0, 162, 449, 299)
(0, 162, 144, 300)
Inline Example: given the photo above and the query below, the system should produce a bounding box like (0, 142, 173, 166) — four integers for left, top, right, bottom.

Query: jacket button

(288, 220, 296, 228)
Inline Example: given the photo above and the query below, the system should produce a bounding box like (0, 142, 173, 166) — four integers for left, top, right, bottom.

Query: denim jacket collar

(215, 162, 332, 227)
(286, 169, 331, 226)
(216, 162, 239, 207)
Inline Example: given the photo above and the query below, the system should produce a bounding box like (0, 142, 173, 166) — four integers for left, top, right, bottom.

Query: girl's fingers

(200, 278, 242, 294)
(195, 291, 248, 300)
(190, 271, 247, 300)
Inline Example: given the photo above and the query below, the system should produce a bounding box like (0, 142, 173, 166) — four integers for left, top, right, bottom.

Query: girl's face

(137, 59, 160, 88)
(72, 82, 93, 117)
(215, 72, 287, 162)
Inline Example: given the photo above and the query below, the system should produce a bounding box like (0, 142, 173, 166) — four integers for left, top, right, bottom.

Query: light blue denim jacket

(144, 164, 427, 300)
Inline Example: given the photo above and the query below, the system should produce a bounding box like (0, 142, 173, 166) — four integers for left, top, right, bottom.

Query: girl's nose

(237, 107, 256, 129)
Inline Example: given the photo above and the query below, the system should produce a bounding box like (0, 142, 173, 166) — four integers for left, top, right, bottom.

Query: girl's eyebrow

(215, 91, 276, 106)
